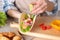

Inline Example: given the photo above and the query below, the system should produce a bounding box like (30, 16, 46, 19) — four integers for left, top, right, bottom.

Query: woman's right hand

(7, 10, 21, 19)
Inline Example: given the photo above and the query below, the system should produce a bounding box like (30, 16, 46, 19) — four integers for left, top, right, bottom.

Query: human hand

(31, 0, 49, 15)
(7, 10, 21, 19)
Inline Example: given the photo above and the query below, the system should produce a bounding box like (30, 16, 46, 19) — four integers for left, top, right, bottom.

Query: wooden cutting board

(22, 15, 60, 40)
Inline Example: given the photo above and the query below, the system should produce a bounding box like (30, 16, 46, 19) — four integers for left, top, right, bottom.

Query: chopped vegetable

(39, 23, 44, 27)
(41, 26, 47, 30)
(22, 23, 28, 29)
(20, 26, 31, 32)
(39, 23, 52, 30)
(51, 20, 60, 30)
(25, 14, 29, 19)
(26, 26, 31, 31)
(46, 26, 52, 29)
(29, 4, 33, 11)
(26, 18, 32, 24)
(0, 12, 7, 26)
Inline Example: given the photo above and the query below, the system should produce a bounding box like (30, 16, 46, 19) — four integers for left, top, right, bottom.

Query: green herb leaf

(30, 14, 35, 20)
(0, 12, 7, 26)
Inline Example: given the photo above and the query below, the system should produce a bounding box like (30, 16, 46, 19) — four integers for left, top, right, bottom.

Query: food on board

(20, 13, 35, 32)
(39, 23, 52, 30)
(51, 20, 60, 30)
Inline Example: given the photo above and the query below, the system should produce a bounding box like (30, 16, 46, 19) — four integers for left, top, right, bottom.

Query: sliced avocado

(26, 26, 31, 31)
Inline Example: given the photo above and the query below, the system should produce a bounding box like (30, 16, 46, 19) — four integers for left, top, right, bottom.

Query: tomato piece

(46, 26, 52, 29)
(27, 21, 31, 23)
(39, 23, 44, 27)
(41, 26, 47, 30)
(39, 23, 52, 30)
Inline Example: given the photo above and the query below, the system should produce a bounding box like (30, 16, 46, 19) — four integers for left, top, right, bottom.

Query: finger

(32, 4, 39, 11)
(32, 3, 47, 14)
(36, 3, 47, 13)
(32, 2, 42, 11)
(37, 6, 47, 14)
(31, 2, 36, 5)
